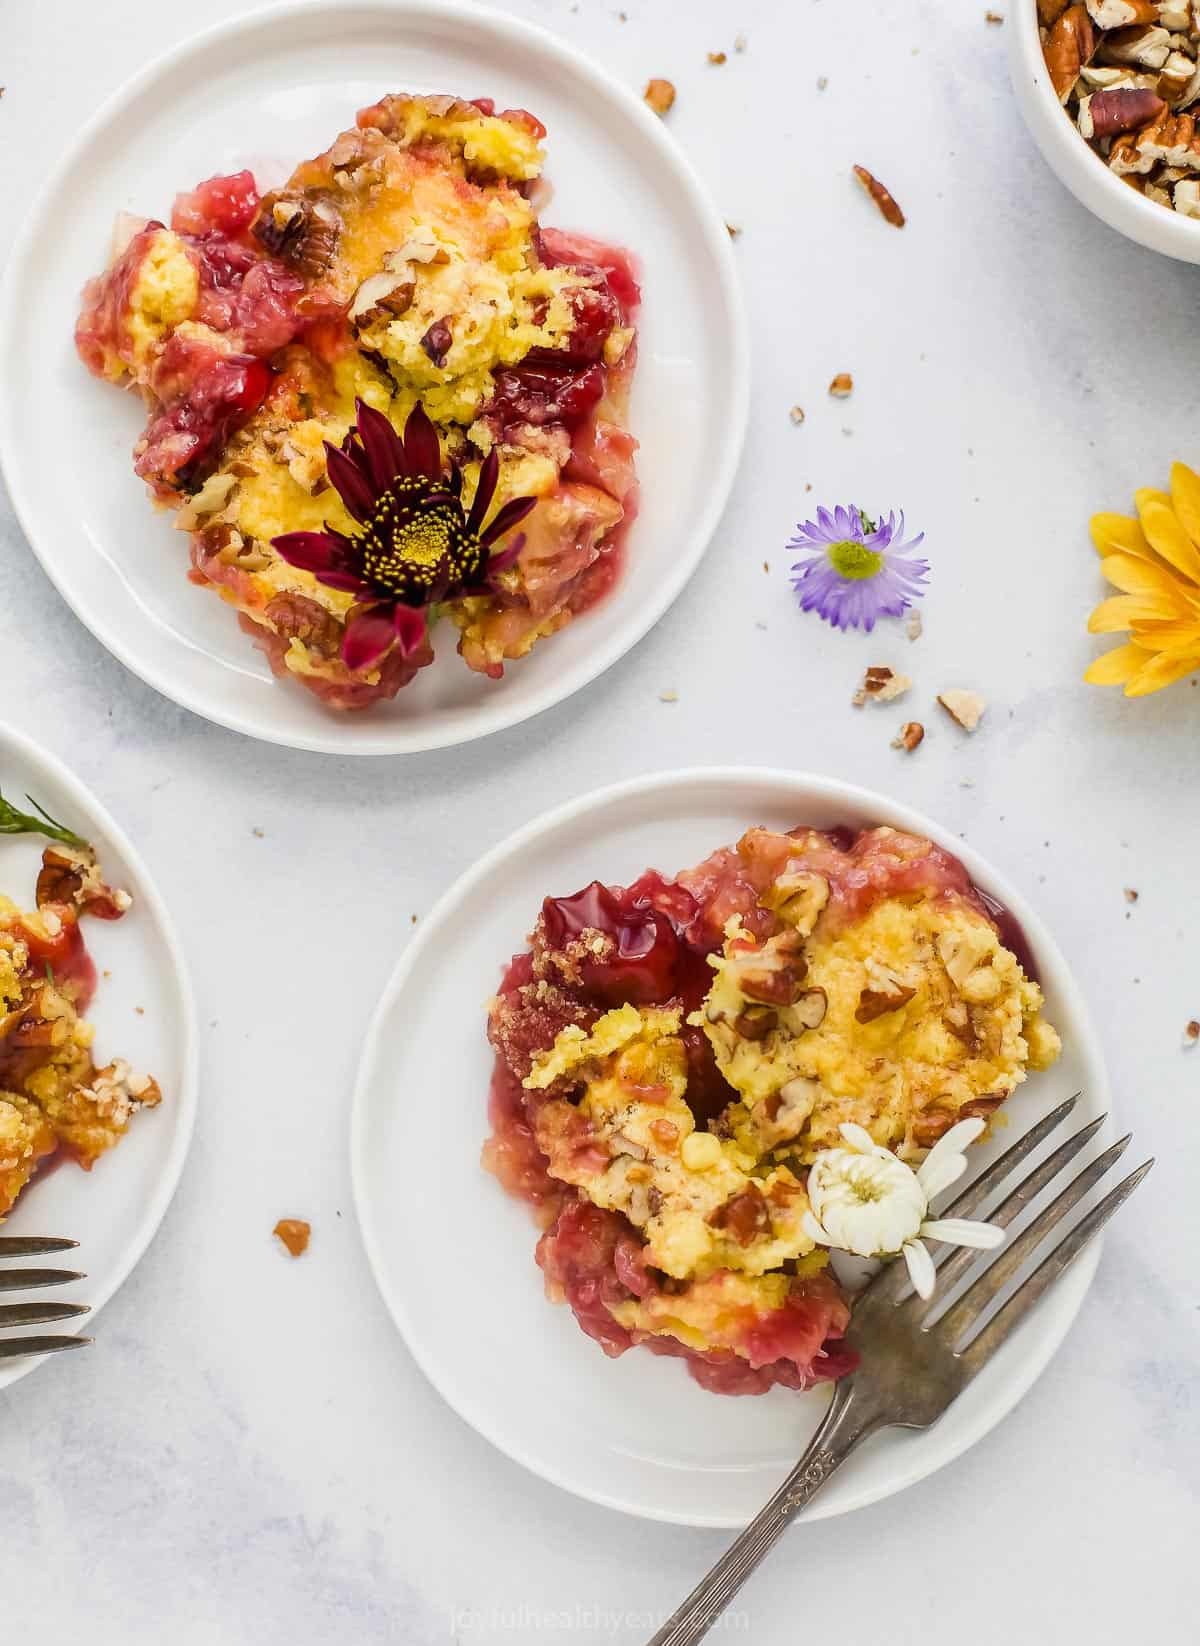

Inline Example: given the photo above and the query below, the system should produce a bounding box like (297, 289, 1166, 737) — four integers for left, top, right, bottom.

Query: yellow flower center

(356, 475, 484, 602)
(828, 540, 883, 581)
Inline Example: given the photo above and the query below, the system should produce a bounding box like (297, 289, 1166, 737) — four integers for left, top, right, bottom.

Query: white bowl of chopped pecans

(1012, 0, 1200, 260)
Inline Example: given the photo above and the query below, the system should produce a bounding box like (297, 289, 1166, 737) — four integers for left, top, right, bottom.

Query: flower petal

(467, 447, 500, 537)
(916, 1116, 984, 1200)
(920, 1217, 1004, 1249)
(480, 494, 537, 548)
(271, 530, 354, 575)
(485, 532, 526, 580)
(1133, 487, 1172, 519)
(1098, 553, 1181, 598)
(1084, 642, 1154, 686)
(902, 1240, 936, 1300)
(1087, 594, 1170, 635)
(403, 402, 442, 481)
(800, 1210, 829, 1247)
(838, 1122, 881, 1155)
(392, 603, 428, 658)
(1125, 647, 1200, 696)
(1134, 614, 1200, 652)
(1137, 497, 1200, 587)
(341, 605, 398, 671)
(1169, 462, 1200, 556)
(314, 569, 372, 593)
(354, 398, 405, 492)
(324, 442, 378, 523)
(1089, 511, 1154, 562)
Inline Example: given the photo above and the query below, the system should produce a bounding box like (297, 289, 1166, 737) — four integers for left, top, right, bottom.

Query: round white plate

(352, 768, 1110, 1526)
(0, 722, 197, 1392)
(0, 0, 747, 756)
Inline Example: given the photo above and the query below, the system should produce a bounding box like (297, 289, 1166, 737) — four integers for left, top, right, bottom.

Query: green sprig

(0, 785, 88, 849)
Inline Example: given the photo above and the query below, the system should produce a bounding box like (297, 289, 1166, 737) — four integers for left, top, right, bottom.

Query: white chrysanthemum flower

(802, 1118, 1004, 1299)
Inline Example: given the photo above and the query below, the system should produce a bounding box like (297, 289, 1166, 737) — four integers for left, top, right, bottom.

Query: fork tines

(913, 1097, 1153, 1374)
(0, 1239, 90, 1358)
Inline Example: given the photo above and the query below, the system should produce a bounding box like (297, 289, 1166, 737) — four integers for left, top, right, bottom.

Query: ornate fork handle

(645, 1383, 880, 1646)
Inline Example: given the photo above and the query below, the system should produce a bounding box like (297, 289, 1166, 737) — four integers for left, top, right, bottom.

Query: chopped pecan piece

(643, 79, 676, 115)
(734, 1005, 778, 1041)
(1045, 6, 1098, 100)
(252, 193, 340, 276)
(852, 165, 905, 226)
(892, 720, 925, 752)
(853, 665, 912, 706)
(1085, 0, 1158, 25)
(1080, 86, 1165, 137)
(420, 318, 453, 366)
(856, 982, 917, 1022)
(274, 1218, 311, 1257)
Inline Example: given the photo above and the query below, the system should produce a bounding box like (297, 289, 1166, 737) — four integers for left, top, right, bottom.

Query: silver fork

(0, 1237, 91, 1358)
(646, 1097, 1152, 1646)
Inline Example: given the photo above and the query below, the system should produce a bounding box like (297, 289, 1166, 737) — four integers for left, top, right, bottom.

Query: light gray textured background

(1, 1, 1196, 1641)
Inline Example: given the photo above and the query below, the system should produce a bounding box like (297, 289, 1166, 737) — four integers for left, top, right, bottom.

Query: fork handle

(644, 1384, 878, 1646)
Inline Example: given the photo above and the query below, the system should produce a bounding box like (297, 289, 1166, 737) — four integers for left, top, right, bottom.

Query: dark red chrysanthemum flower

(271, 399, 536, 671)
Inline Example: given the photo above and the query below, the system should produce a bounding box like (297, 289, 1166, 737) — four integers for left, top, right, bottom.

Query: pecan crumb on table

(274, 1218, 311, 1257)
(853, 164, 906, 226)
(892, 721, 926, 751)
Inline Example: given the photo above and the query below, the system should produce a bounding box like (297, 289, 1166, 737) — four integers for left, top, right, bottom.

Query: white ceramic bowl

(1009, 1, 1200, 261)
(352, 767, 1111, 1526)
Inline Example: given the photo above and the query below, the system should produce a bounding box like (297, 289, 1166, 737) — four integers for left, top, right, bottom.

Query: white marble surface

(1, 0, 1198, 1640)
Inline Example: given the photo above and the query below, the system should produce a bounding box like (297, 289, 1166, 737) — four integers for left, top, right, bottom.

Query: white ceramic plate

(352, 768, 1110, 1527)
(0, 722, 197, 1392)
(0, 0, 747, 756)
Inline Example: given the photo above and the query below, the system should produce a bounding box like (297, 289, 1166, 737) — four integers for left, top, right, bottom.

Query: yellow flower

(1086, 462, 1200, 696)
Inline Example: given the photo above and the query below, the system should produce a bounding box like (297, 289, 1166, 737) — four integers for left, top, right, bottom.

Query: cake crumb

(252, 827, 265, 838)
(1184, 1019, 1199, 1048)
(789, 404, 806, 424)
(938, 689, 987, 732)
(853, 665, 912, 707)
(708, 50, 727, 64)
(906, 610, 923, 642)
(1124, 887, 1139, 904)
(274, 1218, 311, 1257)
(659, 689, 679, 703)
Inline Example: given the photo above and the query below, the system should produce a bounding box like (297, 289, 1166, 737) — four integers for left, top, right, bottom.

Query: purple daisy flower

(788, 505, 929, 633)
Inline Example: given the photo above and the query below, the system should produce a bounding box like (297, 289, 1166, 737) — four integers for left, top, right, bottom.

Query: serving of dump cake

(484, 825, 1061, 1396)
(75, 95, 639, 710)
(0, 845, 160, 1216)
